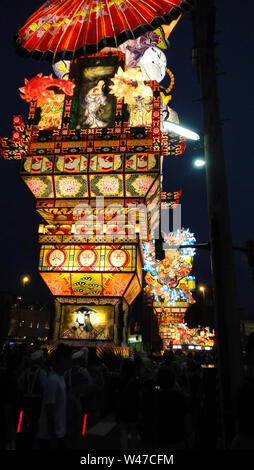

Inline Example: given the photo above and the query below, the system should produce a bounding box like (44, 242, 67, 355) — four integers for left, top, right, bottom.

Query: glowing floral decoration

(56, 177, 83, 197)
(131, 175, 154, 196)
(110, 68, 154, 127)
(26, 177, 48, 197)
(96, 176, 120, 196)
(109, 67, 151, 105)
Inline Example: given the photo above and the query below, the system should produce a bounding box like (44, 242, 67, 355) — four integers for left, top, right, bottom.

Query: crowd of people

(0, 337, 253, 451)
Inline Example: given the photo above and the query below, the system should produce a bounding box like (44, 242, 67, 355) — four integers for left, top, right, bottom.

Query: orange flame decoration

(19, 74, 75, 106)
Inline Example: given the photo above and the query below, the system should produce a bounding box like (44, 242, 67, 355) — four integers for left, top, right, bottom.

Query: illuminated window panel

(153, 307, 187, 322)
(36, 93, 65, 130)
(20, 156, 32, 173)
(29, 141, 55, 155)
(36, 206, 153, 243)
(44, 273, 134, 298)
(55, 175, 89, 198)
(71, 273, 103, 296)
(93, 140, 120, 153)
(137, 254, 143, 286)
(126, 154, 159, 172)
(34, 185, 160, 211)
(89, 198, 126, 210)
(89, 154, 123, 172)
(37, 208, 75, 225)
(21, 153, 159, 176)
(39, 245, 139, 273)
(125, 174, 157, 197)
(125, 137, 154, 153)
(75, 247, 100, 270)
(38, 232, 140, 246)
(73, 246, 136, 272)
(22, 175, 54, 198)
(61, 141, 87, 154)
(124, 275, 141, 305)
(55, 198, 87, 208)
(153, 300, 190, 309)
(146, 177, 161, 205)
(36, 204, 147, 230)
(60, 304, 115, 341)
(89, 174, 124, 197)
(20, 156, 54, 174)
(55, 155, 88, 173)
(56, 296, 120, 306)
(102, 273, 133, 297)
(39, 245, 70, 270)
(40, 272, 72, 296)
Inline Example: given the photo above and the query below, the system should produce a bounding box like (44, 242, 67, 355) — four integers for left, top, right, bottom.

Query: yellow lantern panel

(22, 175, 54, 198)
(54, 175, 89, 198)
(40, 272, 135, 299)
(39, 244, 139, 272)
(22, 171, 159, 199)
(124, 275, 141, 305)
(20, 153, 159, 174)
(60, 304, 115, 341)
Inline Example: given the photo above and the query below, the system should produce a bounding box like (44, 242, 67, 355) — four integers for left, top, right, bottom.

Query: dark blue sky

(0, 1, 253, 317)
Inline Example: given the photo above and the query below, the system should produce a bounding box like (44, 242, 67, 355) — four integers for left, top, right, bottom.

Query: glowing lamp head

(194, 158, 206, 168)
(163, 120, 200, 141)
(199, 285, 206, 292)
(22, 275, 30, 286)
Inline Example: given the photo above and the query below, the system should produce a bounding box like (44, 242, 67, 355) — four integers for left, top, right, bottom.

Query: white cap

(31, 350, 44, 361)
(72, 347, 89, 361)
(140, 351, 148, 359)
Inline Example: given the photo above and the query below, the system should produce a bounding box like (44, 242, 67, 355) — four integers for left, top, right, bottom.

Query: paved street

(82, 414, 142, 451)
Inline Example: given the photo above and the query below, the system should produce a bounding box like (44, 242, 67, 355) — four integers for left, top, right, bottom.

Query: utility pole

(192, 0, 243, 447)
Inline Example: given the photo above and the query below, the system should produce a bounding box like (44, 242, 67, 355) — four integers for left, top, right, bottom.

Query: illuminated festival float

(1, 0, 214, 350)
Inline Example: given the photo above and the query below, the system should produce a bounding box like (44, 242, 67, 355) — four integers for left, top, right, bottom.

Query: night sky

(0, 1, 253, 318)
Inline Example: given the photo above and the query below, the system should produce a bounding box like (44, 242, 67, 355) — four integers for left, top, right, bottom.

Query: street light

(193, 0, 243, 446)
(16, 275, 30, 341)
(21, 275, 30, 288)
(194, 158, 206, 168)
(163, 120, 200, 141)
(199, 285, 206, 302)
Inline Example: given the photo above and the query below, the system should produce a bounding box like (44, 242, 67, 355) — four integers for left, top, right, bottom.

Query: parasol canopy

(16, 0, 193, 63)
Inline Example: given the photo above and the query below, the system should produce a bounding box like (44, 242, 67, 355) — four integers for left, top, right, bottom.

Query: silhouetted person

(18, 349, 47, 449)
(231, 333, 254, 449)
(231, 379, 254, 450)
(1, 347, 22, 449)
(37, 344, 72, 450)
(245, 332, 254, 380)
(65, 347, 94, 449)
(116, 359, 139, 450)
(152, 366, 190, 449)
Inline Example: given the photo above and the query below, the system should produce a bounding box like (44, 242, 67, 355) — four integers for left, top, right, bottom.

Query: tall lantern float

(1, 0, 214, 350)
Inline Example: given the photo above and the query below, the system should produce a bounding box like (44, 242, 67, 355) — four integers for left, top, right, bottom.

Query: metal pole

(192, 0, 243, 447)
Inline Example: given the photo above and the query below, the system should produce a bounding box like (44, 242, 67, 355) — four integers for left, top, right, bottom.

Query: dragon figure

(19, 73, 75, 106)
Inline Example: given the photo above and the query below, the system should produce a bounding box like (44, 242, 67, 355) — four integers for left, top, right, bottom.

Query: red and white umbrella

(16, 0, 193, 62)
